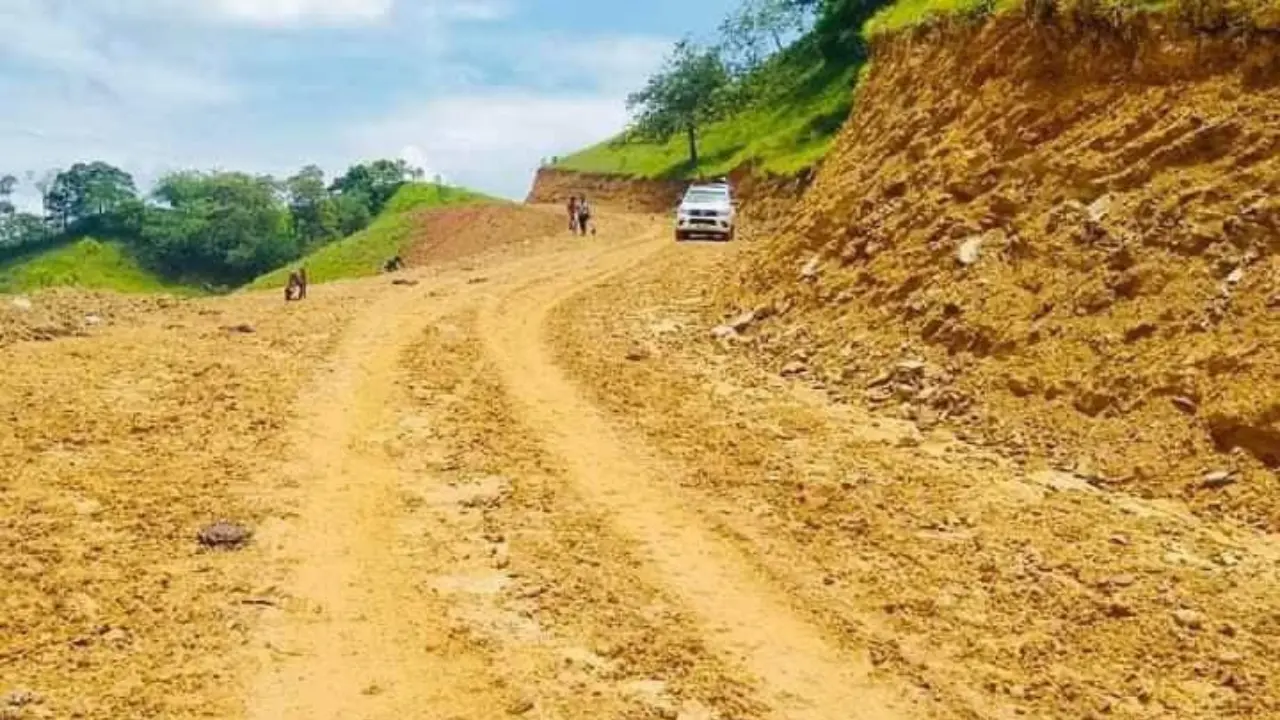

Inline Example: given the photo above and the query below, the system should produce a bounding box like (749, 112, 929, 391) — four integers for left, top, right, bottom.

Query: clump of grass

(0, 238, 200, 295)
(249, 182, 496, 290)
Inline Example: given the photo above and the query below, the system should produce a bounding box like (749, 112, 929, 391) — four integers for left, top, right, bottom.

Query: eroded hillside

(724, 16, 1280, 528)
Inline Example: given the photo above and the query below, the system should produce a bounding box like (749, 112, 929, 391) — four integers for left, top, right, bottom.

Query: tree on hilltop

(626, 40, 732, 169)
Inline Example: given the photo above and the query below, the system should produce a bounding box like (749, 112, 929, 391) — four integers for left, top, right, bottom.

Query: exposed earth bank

(719, 16, 1280, 530)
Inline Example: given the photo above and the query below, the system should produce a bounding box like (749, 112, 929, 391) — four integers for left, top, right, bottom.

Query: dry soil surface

(3, 207, 1279, 720)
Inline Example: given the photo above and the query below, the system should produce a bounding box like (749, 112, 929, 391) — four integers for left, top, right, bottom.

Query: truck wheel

(675, 230, 687, 242)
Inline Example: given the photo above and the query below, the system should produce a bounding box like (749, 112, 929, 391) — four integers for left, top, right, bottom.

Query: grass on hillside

(554, 49, 859, 180)
(249, 182, 496, 290)
(864, 0, 1279, 37)
(0, 238, 200, 296)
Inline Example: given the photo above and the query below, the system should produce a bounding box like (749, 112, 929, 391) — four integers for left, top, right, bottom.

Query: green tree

(811, 0, 891, 57)
(0, 213, 47, 252)
(286, 165, 340, 248)
(142, 171, 297, 283)
(626, 40, 732, 168)
(334, 192, 373, 236)
(721, 0, 814, 70)
(44, 162, 137, 229)
(330, 159, 413, 216)
(0, 174, 16, 217)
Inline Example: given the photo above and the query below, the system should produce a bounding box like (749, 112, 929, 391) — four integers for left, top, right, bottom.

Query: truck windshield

(685, 191, 726, 204)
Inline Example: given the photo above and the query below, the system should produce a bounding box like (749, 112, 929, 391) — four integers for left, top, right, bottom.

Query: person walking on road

(566, 196, 579, 234)
(576, 196, 592, 237)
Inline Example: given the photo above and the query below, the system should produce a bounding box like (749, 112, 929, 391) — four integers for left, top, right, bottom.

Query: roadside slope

(553, 41, 857, 181)
(725, 17, 1280, 527)
(249, 183, 495, 290)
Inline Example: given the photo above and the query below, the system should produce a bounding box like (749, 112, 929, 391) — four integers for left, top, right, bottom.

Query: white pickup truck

(675, 182, 736, 242)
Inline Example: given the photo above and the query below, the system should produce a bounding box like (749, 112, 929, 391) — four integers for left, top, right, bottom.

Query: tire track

(476, 228, 927, 720)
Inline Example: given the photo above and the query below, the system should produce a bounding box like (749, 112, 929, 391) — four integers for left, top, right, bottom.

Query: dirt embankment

(401, 204, 568, 268)
(527, 166, 812, 228)
(526, 168, 684, 213)
(724, 17, 1280, 528)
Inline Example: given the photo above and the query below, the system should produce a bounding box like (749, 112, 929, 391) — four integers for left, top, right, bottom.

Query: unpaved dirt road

(4, 206, 1280, 719)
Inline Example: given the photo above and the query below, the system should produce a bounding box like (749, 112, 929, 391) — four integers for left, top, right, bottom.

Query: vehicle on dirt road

(675, 184, 736, 242)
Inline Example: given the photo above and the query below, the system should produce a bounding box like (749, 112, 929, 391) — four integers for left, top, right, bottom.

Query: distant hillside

(554, 41, 859, 180)
(249, 182, 497, 290)
(0, 238, 198, 296)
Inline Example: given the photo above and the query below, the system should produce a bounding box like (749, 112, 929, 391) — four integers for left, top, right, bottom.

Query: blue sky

(0, 0, 739, 204)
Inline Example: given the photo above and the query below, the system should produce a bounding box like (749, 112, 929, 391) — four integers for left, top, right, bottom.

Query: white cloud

(0, 0, 236, 105)
(206, 0, 395, 27)
(438, 0, 512, 22)
(349, 92, 631, 199)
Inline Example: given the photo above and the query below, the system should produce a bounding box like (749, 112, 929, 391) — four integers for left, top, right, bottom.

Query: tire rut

(476, 228, 926, 720)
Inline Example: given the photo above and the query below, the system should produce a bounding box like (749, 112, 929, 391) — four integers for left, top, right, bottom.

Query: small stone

(1218, 650, 1244, 664)
(801, 256, 820, 280)
(1107, 574, 1137, 588)
(467, 276, 489, 285)
(1201, 470, 1237, 489)
(83, 314, 103, 326)
(729, 310, 756, 332)
(226, 323, 255, 334)
(10, 297, 32, 311)
(625, 346, 651, 362)
(1173, 608, 1205, 630)
(710, 325, 739, 340)
(780, 361, 808, 377)
(1226, 267, 1245, 285)
(391, 279, 419, 287)
(957, 236, 983, 266)
(1087, 194, 1112, 223)
(1171, 396, 1198, 414)
(197, 521, 252, 550)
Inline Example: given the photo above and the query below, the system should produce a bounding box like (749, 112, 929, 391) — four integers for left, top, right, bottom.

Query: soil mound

(401, 204, 566, 268)
(726, 18, 1280, 528)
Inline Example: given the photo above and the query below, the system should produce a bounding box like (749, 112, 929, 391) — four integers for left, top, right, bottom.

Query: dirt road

(4, 206, 1280, 719)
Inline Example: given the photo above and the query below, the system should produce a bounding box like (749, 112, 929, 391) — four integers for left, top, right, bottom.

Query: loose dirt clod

(506, 698, 534, 715)
(197, 521, 252, 550)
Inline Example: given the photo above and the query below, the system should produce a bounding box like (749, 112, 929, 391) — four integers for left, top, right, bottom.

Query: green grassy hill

(249, 182, 496, 290)
(554, 44, 860, 180)
(0, 238, 199, 295)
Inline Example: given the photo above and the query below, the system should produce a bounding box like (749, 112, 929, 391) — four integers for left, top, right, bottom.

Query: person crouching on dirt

(567, 196, 579, 233)
(285, 268, 307, 302)
(576, 196, 592, 236)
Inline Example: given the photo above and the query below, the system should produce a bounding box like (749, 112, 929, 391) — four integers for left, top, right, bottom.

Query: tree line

(0, 159, 427, 286)
(626, 0, 891, 166)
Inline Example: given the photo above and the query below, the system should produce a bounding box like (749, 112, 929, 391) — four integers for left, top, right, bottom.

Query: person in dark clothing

(576, 196, 592, 236)
(567, 196, 579, 233)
